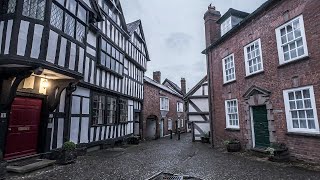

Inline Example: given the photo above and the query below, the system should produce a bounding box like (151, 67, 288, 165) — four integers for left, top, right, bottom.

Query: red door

(5, 97, 42, 160)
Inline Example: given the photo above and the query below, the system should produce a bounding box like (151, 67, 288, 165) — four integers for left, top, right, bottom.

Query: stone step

(7, 159, 56, 174)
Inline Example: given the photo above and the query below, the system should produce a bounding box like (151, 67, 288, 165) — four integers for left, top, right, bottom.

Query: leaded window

(64, 13, 75, 37)
(119, 99, 128, 123)
(76, 22, 85, 42)
(7, 0, 16, 13)
(50, 3, 63, 30)
(22, 0, 46, 20)
(244, 39, 264, 76)
(92, 95, 106, 125)
(77, 4, 87, 22)
(225, 99, 239, 128)
(107, 97, 117, 124)
(222, 54, 236, 84)
(276, 15, 308, 64)
(284, 86, 319, 133)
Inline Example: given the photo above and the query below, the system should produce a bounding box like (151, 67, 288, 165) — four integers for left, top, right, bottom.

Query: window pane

(23, 0, 46, 20)
(291, 111, 298, 118)
(292, 119, 299, 128)
(66, 0, 76, 14)
(288, 92, 295, 100)
(50, 3, 63, 30)
(295, 91, 302, 99)
(308, 120, 316, 129)
(306, 110, 314, 118)
(298, 110, 305, 118)
(304, 99, 312, 108)
(7, 0, 16, 13)
(77, 5, 87, 22)
(296, 100, 303, 109)
(300, 119, 307, 128)
(64, 13, 75, 37)
(289, 101, 296, 109)
(76, 22, 85, 43)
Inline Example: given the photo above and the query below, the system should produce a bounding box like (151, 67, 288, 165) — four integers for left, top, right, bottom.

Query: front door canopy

(243, 85, 271, 99)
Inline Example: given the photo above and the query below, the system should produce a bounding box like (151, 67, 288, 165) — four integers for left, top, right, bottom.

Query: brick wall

(142, 81, 186, 139)
(206, 0, 320, 162)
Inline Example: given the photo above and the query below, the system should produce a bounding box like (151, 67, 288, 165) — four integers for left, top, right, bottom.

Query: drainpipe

(206, 52, 215, 147)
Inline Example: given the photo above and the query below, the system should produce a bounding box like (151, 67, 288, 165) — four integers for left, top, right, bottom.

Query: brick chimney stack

(153, 71, 161, 84)
(181, 78, 186, 95)
(204, 4, 221, 47)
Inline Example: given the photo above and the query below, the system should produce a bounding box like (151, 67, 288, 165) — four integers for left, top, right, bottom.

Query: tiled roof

(127, 20, 140, 35)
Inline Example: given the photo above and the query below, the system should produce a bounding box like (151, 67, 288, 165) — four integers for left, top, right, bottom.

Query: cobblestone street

(8, 133, 320, 180)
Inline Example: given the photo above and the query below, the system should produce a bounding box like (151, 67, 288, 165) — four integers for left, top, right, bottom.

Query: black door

(252, 106, 270, 148)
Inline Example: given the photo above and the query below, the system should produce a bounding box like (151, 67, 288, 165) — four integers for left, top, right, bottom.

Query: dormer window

(221, 17, 232, 36)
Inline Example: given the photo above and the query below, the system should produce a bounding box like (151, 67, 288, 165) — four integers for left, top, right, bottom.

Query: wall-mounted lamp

(42, 78, 49, 89)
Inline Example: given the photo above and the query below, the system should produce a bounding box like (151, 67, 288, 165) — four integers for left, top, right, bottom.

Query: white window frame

(221, 17, 232, 36)
(177, 102, 183, 112)
(283, 86, 319, 134)
(244, 39, 264, 76)
(222, 54, 236, 84)
(160, 97, 169, 111)
(225, 99, 239, 129)
(275, 15, 308, 65)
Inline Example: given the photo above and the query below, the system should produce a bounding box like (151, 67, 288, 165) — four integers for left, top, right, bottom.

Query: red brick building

(142, 71, 186, 140)
(203, 0, 320, 162)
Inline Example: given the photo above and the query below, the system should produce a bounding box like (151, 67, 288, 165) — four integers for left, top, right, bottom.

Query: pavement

(7, 133, 320, 180)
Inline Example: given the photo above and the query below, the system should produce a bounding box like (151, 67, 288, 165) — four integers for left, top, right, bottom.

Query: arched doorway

(146, 115, 158, 140)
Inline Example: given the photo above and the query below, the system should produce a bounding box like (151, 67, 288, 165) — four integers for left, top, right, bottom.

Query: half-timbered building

(185, 76, 210, 141)
(0, 0, 150, 160)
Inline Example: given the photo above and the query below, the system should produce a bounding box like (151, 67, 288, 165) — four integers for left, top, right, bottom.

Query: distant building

(142, 71, 186, 140)
(185, 76, 210, 141)
(203, 0, 320, 162)
(0, 0, 150, 160)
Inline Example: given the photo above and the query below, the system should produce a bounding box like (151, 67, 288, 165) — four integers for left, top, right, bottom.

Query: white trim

(275, 15, 309, 65)
(250, 107, 256, 148)
(160, 96, 169, 111)
(225, 99, 240, 129)
(283, 85, 320, 134)
(222, 54, 236, 84)
(244, 38, 264, 76)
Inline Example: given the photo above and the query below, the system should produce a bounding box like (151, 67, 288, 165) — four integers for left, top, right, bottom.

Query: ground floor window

(119, 99, 128, 123)
(106, 97, 117, 124)
(92, 94, 106, 125)
(283, 86, 319, 133)
(225, 99, 239, 129)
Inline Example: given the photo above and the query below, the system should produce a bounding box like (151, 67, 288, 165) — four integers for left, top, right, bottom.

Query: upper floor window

(50, 2, 87, 43)
(283, 86, 319, 134)
(225, 99, 239, 129)
(276, 15, 308, 65)
(222, 54, 236, 84)
(23, 0, 46, 20)
(177, 102, 183, 112)
(221, 17, 232, 36)
(244, 39, 264, 76)
(100, 38, 124, 75)
(7, 0, 16, 13)
(160, 97, 169, 111)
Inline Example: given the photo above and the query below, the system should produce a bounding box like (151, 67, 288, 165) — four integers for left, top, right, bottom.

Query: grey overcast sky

(121, 0, 267, 91)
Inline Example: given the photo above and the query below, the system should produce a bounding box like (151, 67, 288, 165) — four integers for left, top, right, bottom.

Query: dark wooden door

(252, 106, 270, 148)
(5, 97, 42, 160)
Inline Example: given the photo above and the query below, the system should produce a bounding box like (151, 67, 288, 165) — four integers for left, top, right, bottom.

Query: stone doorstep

(6, 159, 56, 174)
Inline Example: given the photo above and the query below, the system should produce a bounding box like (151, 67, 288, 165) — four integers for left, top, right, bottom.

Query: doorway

(146, 116, 157, 140)
(5, 97, 42, 159)
(251, 105, 270, 148)
(160, 119, 164, 137)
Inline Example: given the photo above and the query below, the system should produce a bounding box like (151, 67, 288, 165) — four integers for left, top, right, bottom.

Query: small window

(283, 86, 319, 134)
(222, 54, 236, 84)
(160, 97, 169, 111)
(225, 99, 239, 129)
(177, 102, 183, 112)
(221, 17, 232, 36)
(244, 39, 264, 76)
(22, 0, 46, 20)
(92, 95, 106, 125)
(275, 15, 308, 64)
